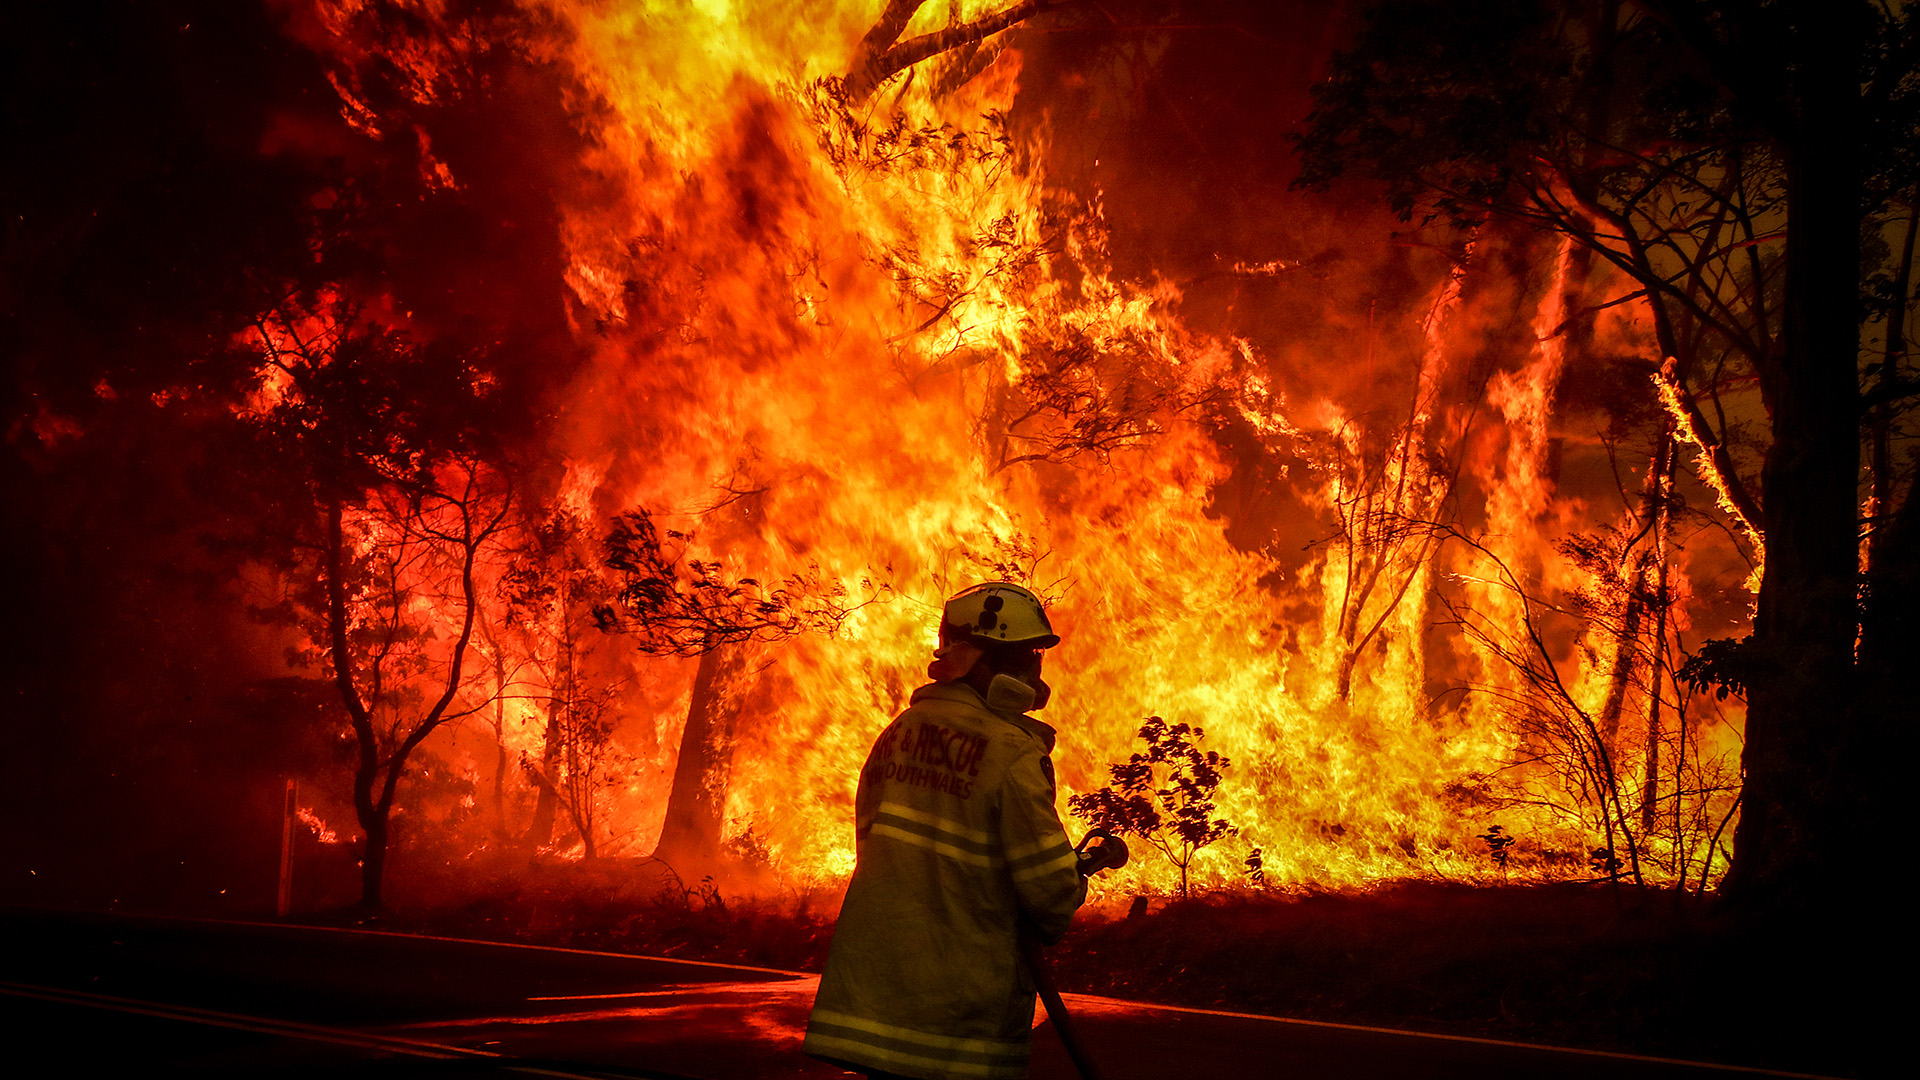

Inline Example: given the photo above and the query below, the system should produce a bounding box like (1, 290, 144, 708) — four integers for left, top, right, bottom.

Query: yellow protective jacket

(803, 680, 1087, 1080)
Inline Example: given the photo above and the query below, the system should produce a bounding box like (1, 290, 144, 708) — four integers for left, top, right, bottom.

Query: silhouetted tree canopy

(595, 510, 863, 656)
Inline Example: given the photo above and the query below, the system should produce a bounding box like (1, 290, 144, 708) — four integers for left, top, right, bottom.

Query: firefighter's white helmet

(940, 582, 1059, 649)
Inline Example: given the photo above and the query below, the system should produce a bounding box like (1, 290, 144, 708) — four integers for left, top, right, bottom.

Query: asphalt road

(0, 908, 1842, 1079)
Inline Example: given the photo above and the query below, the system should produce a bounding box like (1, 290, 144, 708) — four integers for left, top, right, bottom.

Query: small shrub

(1477, 825, 1516, 873)
(1069, 715, 1234, 898)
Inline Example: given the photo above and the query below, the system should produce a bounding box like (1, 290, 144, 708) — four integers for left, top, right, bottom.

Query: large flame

(280, 1, 1748, 895)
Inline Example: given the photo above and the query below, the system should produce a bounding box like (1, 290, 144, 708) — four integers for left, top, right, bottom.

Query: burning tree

(496, 509, 628, 858)
(1440, 532, 1742, 890)
(807, 6, 1229, 480)
(595, 507, 867, 871)
(1295, 268, 1478, 702)
(1069, 715, 1235, 899)
(1295, 0, 1920, 915)
(842, 0, 1064, 101)
(247, 296, 513, 908)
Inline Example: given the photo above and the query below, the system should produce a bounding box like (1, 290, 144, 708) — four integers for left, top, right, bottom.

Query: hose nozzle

(1075, 828, 1129, 876)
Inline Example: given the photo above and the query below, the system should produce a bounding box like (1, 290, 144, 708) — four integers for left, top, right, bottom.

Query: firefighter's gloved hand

(1075, 830, 1129, 876)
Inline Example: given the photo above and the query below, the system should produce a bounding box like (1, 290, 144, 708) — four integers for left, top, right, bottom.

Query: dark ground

(4, 907, 1839, 1080)
(262, 860, 1898, 1080)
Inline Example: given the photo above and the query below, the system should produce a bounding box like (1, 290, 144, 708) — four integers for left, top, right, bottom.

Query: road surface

(0, 908, 1841, 1078)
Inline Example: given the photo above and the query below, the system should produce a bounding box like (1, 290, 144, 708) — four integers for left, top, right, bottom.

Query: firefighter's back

(804, 680, 1084, 1080)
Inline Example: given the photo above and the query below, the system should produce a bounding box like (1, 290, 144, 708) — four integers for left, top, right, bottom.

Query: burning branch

(1299, 267, 1474, 701)
(992, 316, 1227, 472)
(1654, 358, 1765, 575)
(997, 336, 1171, 470)
(1440, 533, 1647, 886)
(845, 0, 1061, 101)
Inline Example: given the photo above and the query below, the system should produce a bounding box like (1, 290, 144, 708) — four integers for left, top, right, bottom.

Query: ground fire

(241, 0, 1763, 900)
(5, 2, 1911, 1076)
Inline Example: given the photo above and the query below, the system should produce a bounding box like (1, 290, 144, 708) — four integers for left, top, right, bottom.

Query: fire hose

(1019, 932, 1103, 1080)
(1018, 829, 1128, 1080)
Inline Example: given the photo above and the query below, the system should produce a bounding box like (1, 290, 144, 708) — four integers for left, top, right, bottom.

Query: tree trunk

(1640, 427, 1675, 839)
(654, 643, 756, 871)
(1595, 589, 1644, 750)
(359, 811, 388, 910)
(491, 646, 510, 841)
(329, 496, 388, 911)
(1857, 467, 1919, 836)
(525, 698, 560, 847)
(1723, 12, 1863, 916)
(561, 764, 599, 861)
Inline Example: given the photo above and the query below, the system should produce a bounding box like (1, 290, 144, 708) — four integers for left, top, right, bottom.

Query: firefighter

(803, 581, 1122, 1080)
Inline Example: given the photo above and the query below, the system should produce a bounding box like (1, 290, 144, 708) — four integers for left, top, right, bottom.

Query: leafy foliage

(1477, 824, 1516, 872)
(1677, 636, 1762, 702)
(248, 294, 504, 495)
(1291, 0, 1568, 229)
(1293, 0, 1791, 548)
(592, 509, 867, 655)
(1069, 715, 1234, 898)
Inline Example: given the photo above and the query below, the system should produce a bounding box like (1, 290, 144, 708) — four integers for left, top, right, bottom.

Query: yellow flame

(279, 0, 1746, 893)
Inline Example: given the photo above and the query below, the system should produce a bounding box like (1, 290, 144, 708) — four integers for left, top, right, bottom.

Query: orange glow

(274, 1, 1747, 896)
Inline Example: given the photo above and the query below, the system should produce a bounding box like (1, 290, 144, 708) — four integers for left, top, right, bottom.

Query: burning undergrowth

(8, 0, 1765, 913)
(288, 0, 1746, 899)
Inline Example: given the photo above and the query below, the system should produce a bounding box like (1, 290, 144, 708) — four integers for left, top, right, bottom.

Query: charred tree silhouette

(330, 468, 509, 904)
(249, 296, 512, 908)
(594, 508, 864, 870)
(471, 609, 527, 844)
(1565, 422, 1687, 848)
(1069, 716, 1235, 899)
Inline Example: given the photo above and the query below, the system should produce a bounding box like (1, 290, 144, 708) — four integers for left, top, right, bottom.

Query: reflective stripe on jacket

(803, 681, 1087, 1080)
